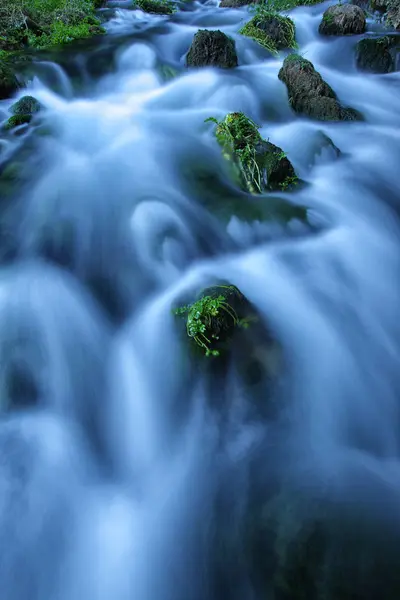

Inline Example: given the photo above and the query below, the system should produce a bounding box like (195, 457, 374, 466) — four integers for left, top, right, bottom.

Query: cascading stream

(0, 0, 400, 598)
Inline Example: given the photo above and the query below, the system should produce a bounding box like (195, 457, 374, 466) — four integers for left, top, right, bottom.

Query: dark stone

(257, 15, 295, 50)
(319, 4, 366, 36)
(3, 114, 32, 131)
(355, 36, 398, 73)
(387, 0, 400, 29)
(220, 0, 256, 7)
(10, 95, 41, 115)
(255, 140, 297, 191)
(278, 54, 362, 121)
(186, 30, 238, 68)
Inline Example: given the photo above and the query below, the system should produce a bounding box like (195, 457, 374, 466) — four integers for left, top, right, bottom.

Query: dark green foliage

(186, 30, 238, 68)
(173, 285, 253, 357)
(0, 55, 21, 99)
(278, 54, 363, 121)
(135, 0, 175, 13)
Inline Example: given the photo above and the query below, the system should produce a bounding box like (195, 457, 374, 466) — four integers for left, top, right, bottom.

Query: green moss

(134, 0, 176, 14)
(10, 95, 41, 115)
(173, 285, 250, 357)
(0, 0, 104, 50)
(3, 114, 32, 130)
(249, 0, 322, 13)
(240, 13, 296, 53)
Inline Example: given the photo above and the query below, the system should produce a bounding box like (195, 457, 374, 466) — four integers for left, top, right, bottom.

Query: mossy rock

(135, 0, 175, 14)
(386, 0, 400, 29)
(278, 54, 362, 121)
(319, 4, 366, 35)
(355, 36, 398, 73)
(173, 284, 257, 357)
(208, 112, 299, 193)
(220, 0, 256, 6)
(240, 14, 296, 53)
(186, 30, 238, 68)
(10, 95, 41, 115)
(0, 59, 21, 100)
(3, 114, 32, 131)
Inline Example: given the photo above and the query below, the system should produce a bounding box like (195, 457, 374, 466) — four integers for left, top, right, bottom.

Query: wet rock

(208, 112, 298, 192)
(0, 59, 21, 100)
(10, 95, 41, 115)
(3, 114, 32, 131)
(319, 4, 366, 35)
(239, 14, 296, 52)
(371, 0, 388, 9)
(306, 130, 341, 167)
(135, 0, 175, 14)
(355, 36, 398, 73)
(186, 30, 238, 68)
(278, 54, 362, 121)
(173, 284, 257, 357)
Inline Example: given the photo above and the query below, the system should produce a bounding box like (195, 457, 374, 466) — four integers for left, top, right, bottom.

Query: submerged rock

(240, 13, 296, 52)
(0, 60, 21, 100)
(3, 114, 32, 131)
(186, 30, 238, 68)
(208, 112, 298, 192)
(319, 4, 366, 35)
(220, 0, 254, 6)
(278, 54, 362, 121)
(355, 36, 398, 73)
(135, 0, 175, 14)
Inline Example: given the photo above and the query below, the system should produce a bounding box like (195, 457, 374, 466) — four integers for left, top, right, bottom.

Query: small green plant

(279, 174, 298, 190)
(173, 285, 252, 357)
(206, 112, 263, 193)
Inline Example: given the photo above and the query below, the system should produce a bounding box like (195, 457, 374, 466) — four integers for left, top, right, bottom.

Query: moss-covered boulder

(278, 54, 362, 121)
(10, 95, 41, 115)
(3, 114, 32, 130)
(355, 36, 398, 73)
(186, 30, 238, 68)
(0, 58, 21, 100)
(173, 284, 256, 357)
(319, 4, 366, 35)
(135, 0, 175, 14)
(240, 13, 296, 53)
(208, 112, 298, 193)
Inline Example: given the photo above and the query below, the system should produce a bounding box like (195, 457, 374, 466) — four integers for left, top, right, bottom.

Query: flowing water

(1, 0, 400, 598)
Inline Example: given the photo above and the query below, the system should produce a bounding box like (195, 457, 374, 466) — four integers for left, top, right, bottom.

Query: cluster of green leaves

(135, 0, 176, 13)
(174, 292, 240, 357)
(206, 112, 264, 193)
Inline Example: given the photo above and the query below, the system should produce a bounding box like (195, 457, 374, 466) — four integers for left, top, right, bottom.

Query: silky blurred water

(0, 0, 400, 598)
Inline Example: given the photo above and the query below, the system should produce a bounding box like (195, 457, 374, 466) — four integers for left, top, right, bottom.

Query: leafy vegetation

(135, 0, 176, 13)
(174, 286, 250, 357)
(206, 112, 264, 193)
(0, 0, 104, 50)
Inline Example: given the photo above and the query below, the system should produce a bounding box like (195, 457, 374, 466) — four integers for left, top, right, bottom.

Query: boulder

(208, 112, 298, 192)
(278, 54, 362, 121)
(355, 36, 398, 73)
(239, 14, 296, 53)
(10, 95, 41, 115)
(220, 0, 255, 6)
(186, 30, 238, 68)
(319, 4, 366, 35)
(173, 284, 256, 357)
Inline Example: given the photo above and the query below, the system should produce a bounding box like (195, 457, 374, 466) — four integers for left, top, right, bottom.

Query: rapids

(0, 0, 400, 598)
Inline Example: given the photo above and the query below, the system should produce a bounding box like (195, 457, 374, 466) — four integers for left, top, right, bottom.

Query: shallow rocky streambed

(0, 0, 400, 598)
